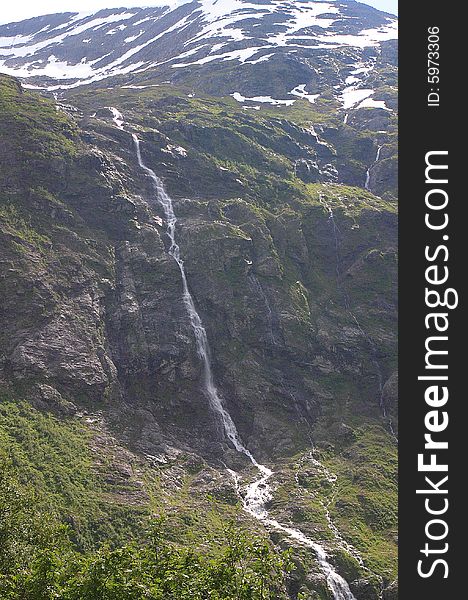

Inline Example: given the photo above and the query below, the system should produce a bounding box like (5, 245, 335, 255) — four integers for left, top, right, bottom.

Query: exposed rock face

(11, 290, 117, 397)
(383, 581, 398, 600)
(2, 78, 397, 452)
(350, 579, 380, 600)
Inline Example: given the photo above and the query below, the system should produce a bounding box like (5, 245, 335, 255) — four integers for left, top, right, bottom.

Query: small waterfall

(320, 195, 396, 446)
(108, 106, 125, 129)
(248, 274, 279, 347)
(379, 388, 399, 444)
(364, 168, 371, 191)
(309, 124, 331, 149)
(294, 453, 388, 598)
(242, 466, 357, 600)
(364, 144, 383, 191)
(133, 133, 257, 461)
(110, 108, 357, 600)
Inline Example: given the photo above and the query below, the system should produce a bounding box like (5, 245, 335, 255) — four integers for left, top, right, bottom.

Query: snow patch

(106, 24, 128, 35)
(173, 46, 265, 67)
(161, 144, 188, 157)
(122, 84, 160, 89)
(232, 91, 295, 106)
(0, 13, 138, 60)
(124, 31, 144, 43)
(357, 97, 391, 111)
(340, 87, 374, 109)
(289, 84, 319, 104)
(248, 52, 275, 64)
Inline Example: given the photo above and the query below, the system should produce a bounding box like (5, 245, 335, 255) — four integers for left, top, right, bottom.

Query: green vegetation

(0, 76, 77, 191)
(324, 425, 397, 581)
(67, 80, 398, 205)
(0, 457, 292, 599)
(0, 203, 51, 254)
(0, 397, 150, 550)
(268, 424, 397, 595)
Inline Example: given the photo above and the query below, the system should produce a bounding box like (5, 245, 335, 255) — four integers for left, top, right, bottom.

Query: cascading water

(365, 144, 383, 191)
(133, 133, 258, 459)
(248, 274, 278, 347)
(110, 108, 357, 600)
(364, 169, 371, 190)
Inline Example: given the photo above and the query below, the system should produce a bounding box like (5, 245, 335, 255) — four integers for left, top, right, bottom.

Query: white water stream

(364, 144, 383, 191)
(109, 107, 357, 600)
(248, 274, 278, 347)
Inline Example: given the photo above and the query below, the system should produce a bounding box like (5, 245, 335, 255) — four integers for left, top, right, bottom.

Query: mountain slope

(0, 2, 398, 599)
(0, 1, 397, 115)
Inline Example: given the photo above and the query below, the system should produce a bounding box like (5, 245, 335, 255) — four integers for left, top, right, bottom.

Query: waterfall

(133, 133, 259, 461)
(364, 144, 383, 191)
(110, 108, 357, 600)
(364, 168, 371, 191)
(108, 106, 125, 129)
(248, 274, 278, 347)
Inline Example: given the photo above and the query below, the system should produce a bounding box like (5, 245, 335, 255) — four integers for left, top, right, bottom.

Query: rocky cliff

(0, 2, 398, 598)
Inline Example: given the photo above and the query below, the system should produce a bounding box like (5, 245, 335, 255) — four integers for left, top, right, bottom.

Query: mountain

(0, 2, 398, 599)
(0, 1, 397, 107)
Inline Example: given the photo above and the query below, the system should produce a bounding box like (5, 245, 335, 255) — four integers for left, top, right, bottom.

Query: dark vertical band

(399, 2, 461, 597)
